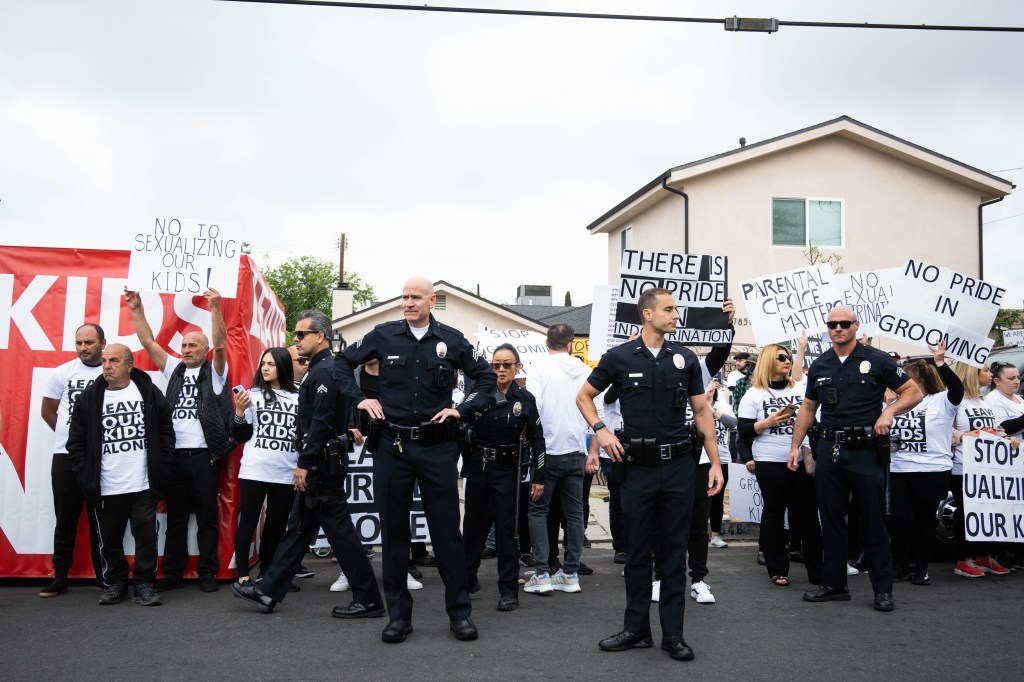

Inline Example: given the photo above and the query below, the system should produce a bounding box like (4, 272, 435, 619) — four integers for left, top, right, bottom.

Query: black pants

(708, 462, 729, 535)
(375, 438, 470, 621)
(517, 481, 532, 556)
(162, 453, 221, 579)
(890, 470, 951, 579)
(815, 442, 892, 593)
(463, 457, 519, 598)
(686, 462, 711, 581)
(92, 489, 158, 586)
(234, 479, 294, 579)
(50, 453, 101, 577)
(261, 488, 380, 604)
(951, 474, 995, 560)
(754, 461, 823, 583)
(621, 455, 695, 637)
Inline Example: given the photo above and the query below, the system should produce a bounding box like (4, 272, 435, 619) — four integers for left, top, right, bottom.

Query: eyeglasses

(776, 354, 792, 362)
(492, 361, 518, 370)
(297, 357, 309, 365)
(292, 330, 320, 341)
(826, 320, 855, 330)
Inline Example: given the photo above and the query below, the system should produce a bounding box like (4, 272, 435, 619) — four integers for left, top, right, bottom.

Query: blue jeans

(528, 453, 585, 574)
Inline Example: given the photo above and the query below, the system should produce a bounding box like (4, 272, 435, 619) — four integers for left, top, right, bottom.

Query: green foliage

(993, 308, 1024, 345)
(261, 256, 375, 341)
(803, 245, 844, 273)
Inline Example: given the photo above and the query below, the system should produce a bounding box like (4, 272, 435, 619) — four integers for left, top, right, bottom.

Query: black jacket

(165, 359, 235, 462)
(67, 369, 176, 503)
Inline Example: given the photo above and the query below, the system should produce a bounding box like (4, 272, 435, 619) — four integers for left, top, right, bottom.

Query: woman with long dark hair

(738, 343, 822, 588)
(888, 343, 961, 585)
(231, 347, 299, 584)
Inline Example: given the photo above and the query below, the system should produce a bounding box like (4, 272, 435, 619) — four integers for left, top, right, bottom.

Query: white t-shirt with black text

(738, 380, 809, 463)
(953, 397, 998, 476)
(100, 382, 150, 496)
(985, 390, 1024, 439)
(890, 392, 956, 473)
(162, 356, 228, 449)
(43, 358, 103, 454)
(239, 389, 300, 485)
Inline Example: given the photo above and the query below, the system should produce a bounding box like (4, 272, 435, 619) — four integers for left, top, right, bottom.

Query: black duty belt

(174, 448, 209, 458)
(472, 443, 519, 466)
(380, 420, 458, 448)
(622, 438, 692, 466)
(819, 427, 880, 448)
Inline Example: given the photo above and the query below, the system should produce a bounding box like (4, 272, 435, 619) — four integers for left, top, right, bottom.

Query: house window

(435, 294, 446, 310)
(620, 225, 633, 254)
(771, 198, 843, 247)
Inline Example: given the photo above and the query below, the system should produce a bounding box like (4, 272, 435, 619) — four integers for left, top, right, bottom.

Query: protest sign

(474, 327, 549, 365)
(789, 331, 829, 370)
(1003, 329, 1024, 347)
(727, 463, 764, 523)
(587, 285, 619, 362)
(128, 217, 243, 297)
(876, 259, 1004, 367)
(570, 338, 597, 368)
(615, 249, 731, 346)
(961, 433, 1024, 543)
(740, 264, 841, 346)
(832, 268, 897, 336)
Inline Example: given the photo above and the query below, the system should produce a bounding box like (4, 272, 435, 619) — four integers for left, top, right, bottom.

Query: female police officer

(462, 343, 546, 612)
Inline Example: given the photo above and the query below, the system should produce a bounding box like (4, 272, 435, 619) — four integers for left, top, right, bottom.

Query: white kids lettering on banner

(615, 249, 731, 346)
(877, 259, 1005, 368)
(740, 264, 841, 346)
(962, 433, 1024, 543)
(128, 217, 242, 297)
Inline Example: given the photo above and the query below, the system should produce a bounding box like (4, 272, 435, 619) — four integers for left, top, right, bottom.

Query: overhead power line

(219, 0, 1024, 33)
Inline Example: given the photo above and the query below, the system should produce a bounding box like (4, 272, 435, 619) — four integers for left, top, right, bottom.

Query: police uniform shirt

(468, 383, 546, 456)
(337, 315, 496, 426)
(586, 338, 704, 440)
(99, 382, 149, 496)
(804, 342, 908, 430)
(952, 397, 998, 475)
(239, 388, 299, 485)
(162, 356, 228, 449)
(43, 358, 103, 454)
(296, 348, 349, 471)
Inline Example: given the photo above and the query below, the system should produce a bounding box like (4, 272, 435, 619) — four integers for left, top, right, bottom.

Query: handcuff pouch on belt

(473, 443, 519, 467)
(315, 435, 351, 478)
(822, 426, 889, 466)
(687, 424, 704, 462)
(807, 422, 821, 460)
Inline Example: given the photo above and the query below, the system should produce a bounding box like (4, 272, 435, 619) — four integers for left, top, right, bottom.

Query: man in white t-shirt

(125, 288, 233, 593)
(38, 323, 106, 598)
(66, 344, 175, 606)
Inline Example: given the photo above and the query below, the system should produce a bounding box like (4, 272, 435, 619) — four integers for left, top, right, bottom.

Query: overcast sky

(3, 0, 1022, 310)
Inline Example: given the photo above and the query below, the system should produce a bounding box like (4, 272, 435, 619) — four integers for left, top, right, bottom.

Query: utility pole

(338, 232, 349, 289)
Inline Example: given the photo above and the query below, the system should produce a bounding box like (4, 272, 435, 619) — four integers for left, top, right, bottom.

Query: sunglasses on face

(297, 357, 309, 365)
(492, 361, 518, 370)
(776, 354, 792, 362)
(826, 320, 855, 330)
(292, 330, 319, 341)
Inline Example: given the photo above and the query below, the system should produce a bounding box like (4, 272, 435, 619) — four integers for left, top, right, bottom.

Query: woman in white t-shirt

(950, 361, 1010, 577)
(888, 343, 961, 585)
(230, 347, 300, 584)
(738, 343, 822, 587)
(986, 362, 1024, 440)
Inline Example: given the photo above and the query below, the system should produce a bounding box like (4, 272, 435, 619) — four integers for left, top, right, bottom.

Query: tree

(992, 308, 1023, 345)
(803, 245, 844, 273)
(564, 291, 572, 306)
(261, 255, 376, 338)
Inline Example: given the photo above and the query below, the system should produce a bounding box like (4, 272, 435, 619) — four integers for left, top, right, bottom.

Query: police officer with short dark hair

(336, 276, 496, 644)
(578, 287, 724, 663)
(232, 310, 384, 617)
(788, 305, 921, 612)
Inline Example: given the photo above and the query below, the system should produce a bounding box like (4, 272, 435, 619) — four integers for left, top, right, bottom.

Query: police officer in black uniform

(335, 277, 496, 644)
(232, 310, 384, 618)
(462, 343, 546, 612)
(578, 287, 724, 662)
(788, 305, 921, 612)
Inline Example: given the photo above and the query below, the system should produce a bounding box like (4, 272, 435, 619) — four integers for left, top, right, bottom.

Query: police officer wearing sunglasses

(787, 306, 922, 612)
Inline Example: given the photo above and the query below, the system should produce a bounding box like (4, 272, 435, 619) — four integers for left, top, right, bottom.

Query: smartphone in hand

(232, 385, 245, 396)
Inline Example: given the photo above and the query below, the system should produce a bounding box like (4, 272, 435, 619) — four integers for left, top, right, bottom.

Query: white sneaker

(524, 571, 554, 594)
(330, 571, 350, 592)
(690, 580, 716, 604)
(550, 569, 581, 593)
(709, 536, 729, 549)
(407, 573, 423, 590)
(651, 579, 661, 603)
(847, 563, 860, 576)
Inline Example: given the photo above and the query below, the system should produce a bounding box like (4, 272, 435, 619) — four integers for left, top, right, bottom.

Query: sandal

(771, 575, 790, 587)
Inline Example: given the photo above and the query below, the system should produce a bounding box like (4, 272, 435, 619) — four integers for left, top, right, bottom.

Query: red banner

(0, 246, 286, 578)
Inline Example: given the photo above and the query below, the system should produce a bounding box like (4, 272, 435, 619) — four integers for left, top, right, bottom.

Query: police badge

(436, 341, 447, 358)
(859, 360, 871, 374)
(673, 354, 684, 369)
(513, 402, 522, 416)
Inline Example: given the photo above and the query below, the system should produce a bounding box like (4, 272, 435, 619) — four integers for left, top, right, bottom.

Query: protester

(738, 343, 822, 587)
(230, 347, 299, 585)
(986, 362, 1024, 440)
(888, 344, 961, 585)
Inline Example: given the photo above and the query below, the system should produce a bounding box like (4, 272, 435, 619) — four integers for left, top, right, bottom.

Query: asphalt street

(1, 542, 1019, 681)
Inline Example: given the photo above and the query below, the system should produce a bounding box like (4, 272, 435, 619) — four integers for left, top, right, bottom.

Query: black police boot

(231, 580, 276, 614)
(382, 619, 413, 643)
(598, 630, 654, 652)
(450, 617, 479, 641)
(332, 601, 386, 619)
(661, 635, 695, 661)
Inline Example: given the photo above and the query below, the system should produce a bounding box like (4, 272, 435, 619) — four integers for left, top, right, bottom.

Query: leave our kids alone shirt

(44, 359, 103, 454)
(163, 356, 228, 448)
(890, 392, 956, 473)
(239, 389, 299, 485)
(953, 397, 998, 476)
(738, 380, 808, 462)
(100, 382, 149, 496)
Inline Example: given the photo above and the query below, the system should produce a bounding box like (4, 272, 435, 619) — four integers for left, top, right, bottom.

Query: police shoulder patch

(316, 384, 329, 394)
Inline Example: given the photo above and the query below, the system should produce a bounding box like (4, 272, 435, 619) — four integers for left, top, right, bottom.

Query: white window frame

(620, 225, 633, 255)
(769, 197, 845, 248)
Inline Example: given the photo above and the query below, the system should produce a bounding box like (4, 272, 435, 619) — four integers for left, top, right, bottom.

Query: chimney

(332, 284, 354, 320)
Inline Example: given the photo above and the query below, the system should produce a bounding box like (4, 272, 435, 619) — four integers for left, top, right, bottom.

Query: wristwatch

(592, 421, 606, 432)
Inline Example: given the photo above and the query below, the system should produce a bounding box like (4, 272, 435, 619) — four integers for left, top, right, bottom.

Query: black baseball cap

(734, 352, 751, 360)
